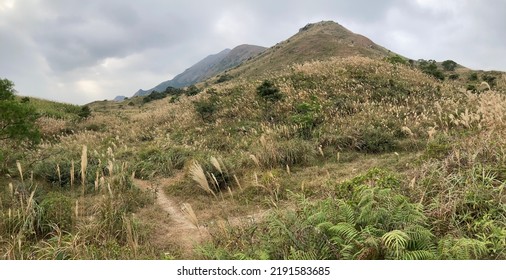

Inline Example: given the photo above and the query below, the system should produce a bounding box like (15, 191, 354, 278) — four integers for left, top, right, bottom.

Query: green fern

(382, 230, 410, 259)
(329, 222, 360, 243)
(438, 237, 488, 259)
(402, 250, 436, 260)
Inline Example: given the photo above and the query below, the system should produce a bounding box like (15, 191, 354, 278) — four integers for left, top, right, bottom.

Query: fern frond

(405, 225, 435, 251)
(329, 222, 359, 243)
(438, 237, 488, 259)
(337, 200, 356, 223)
(402, 250, 436, 260)
(382, 230, 410, 259)
(316, 221, 334, 234)
(288, 247, 318, 260)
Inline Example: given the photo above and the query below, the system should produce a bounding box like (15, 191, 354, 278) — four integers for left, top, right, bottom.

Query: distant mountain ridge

(133, 44, 266, 97)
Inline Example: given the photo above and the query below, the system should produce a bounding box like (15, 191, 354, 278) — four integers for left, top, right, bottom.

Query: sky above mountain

(1, 0, 505, 104)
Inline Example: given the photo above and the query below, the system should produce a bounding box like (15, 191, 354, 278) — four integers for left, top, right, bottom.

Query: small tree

(442, 60, 458, 71)
(78, 105, 92, 119)
(417, 59, 445, 81)
(0, 78, 40, 143)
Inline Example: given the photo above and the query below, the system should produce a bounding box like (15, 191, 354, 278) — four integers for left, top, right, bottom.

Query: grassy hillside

(214, 21, 392, 83)
(2, 22, 506, 260)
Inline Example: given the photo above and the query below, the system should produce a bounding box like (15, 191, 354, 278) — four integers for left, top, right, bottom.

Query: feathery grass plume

(260, 134, 267, 148)
(318, 145, 324, 157)
(94, 171, 99, 192)
(107, 183, 113, 198)
(107, 160, 113, 177)
(227, 186, 234, 199)
(16, 161, 23, 183)
(189, 161, 216, 198)
(210, 156, 222, 174)
(24, 190, 35, 216)
(80, 145, 88, 194)
(9, 182, 14, 196)
(250, 154, 260, 167)
(75, 200, 79, 219)
(70, 160, 75, 190)
(131, 171, 136, 182)
(56, 164, 61, 186)
(211, 173, 219, 188)
(233, 174, 243, 191)
(181, 203, 199, 228)
(286, 164, 291, 175)
(480, 81, 491, 91)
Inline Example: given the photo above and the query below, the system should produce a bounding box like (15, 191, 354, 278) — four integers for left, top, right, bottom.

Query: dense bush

(356, 126, 397, 153)
(193, 95, 218, 122)
(0, 78, 40, 144)
(257, 80, 283, 101)
(38, 192, 74, 235)
(442, 60, 457, 71)
(417, 59, 445, 81)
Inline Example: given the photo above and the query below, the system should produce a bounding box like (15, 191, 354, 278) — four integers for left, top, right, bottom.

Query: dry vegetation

(1, 55, 506, 259)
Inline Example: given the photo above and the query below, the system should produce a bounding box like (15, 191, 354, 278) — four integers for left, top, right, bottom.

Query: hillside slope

(219, 21, 393, 81)
(134, 44, 266, 97)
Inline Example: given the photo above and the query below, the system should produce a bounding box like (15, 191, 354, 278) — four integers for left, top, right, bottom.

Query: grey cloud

(1, 0, 505, 104)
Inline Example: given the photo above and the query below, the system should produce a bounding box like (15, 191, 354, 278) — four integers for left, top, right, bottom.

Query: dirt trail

(134, 172, 270, 256)
(134, 173, 209, 253)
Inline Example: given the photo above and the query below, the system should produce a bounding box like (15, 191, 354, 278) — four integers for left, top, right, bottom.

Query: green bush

(482, 74, 497, 88)
(216, 74, 233, 84)
(0, 78, 40, 144)
(185, 85, 200, 96)
(357, 127, 397, 153)
(468, 73, 478, 81)
(256, 80, 283, 101)
(448, 74, 459, 80)
(386, 55, 408, 65)
(38, 192, 74, 235)
(134, 147, 191, 178)
(417, 59, 445, 81)
(442, 60, 458, 71)
(291, 97, 322, 138)
(78, 105, 92, 119)
(193, 95, 218, 122)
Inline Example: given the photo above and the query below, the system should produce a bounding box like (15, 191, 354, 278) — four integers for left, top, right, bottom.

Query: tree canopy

(0, 78, 40, 143)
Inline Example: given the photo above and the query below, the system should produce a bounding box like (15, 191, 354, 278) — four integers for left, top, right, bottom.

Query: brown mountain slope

(219, 21, 394, 80)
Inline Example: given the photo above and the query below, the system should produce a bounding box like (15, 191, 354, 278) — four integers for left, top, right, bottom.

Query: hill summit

(221, 21, 393, 80)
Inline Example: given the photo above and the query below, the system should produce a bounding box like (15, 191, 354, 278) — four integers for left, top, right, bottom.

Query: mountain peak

(222, 20, 392, 79)
(298, 20, 349, 32)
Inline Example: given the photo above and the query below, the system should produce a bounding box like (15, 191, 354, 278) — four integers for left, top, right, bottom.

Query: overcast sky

(1, 0, 505, 104)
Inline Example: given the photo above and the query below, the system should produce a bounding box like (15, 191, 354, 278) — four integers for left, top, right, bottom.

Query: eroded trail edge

(134, 173, 209, 254)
